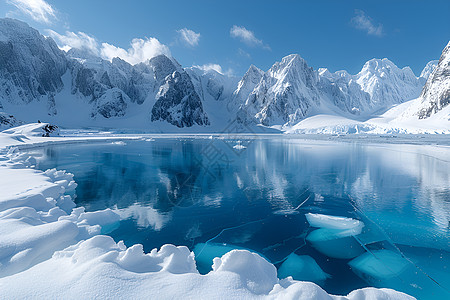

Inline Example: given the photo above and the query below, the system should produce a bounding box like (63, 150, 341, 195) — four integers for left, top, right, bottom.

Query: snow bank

(0, 235, 414, 299)
(0, 123, 416, 299)
(213, 249, 278, 295)
(285, 98, 450, 135)
(193, 242, 247, 273)
(2, 123, 60, 137)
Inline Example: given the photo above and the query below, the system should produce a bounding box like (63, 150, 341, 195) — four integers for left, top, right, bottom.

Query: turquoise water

(29, 137, 450, 298)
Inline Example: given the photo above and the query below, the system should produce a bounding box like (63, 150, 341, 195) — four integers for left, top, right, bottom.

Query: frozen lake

(27, 137, 450, 299)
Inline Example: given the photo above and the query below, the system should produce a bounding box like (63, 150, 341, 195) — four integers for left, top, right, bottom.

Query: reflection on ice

(113, 204, 171, 231)
(278, 254, 330, 284)
(28, 138, 450, 299)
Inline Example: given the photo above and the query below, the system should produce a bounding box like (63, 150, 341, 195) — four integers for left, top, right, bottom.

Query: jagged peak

(235, 64, 263, 94)
(360, 58, 397, 71)
(148, 54, 180, 68)
(274, 54, 308, 71)
(242, 64, 264, 80)
(146, 54, 182, 82)
(420, 60, 439, 78)
(318, 68, 351, 82)
(335, 70, 351, 78)
(357, 57, 418, 79)
(268, 53, 311, 77)
(0, 18, 50, 45)
(438, 41, 450, 65)
(281, 53, 303, 63)
(67, 47, 100, 61)
(111, 57, 131, 67)
(445, 41, 450, 50)
(318, 68, 330, 76)
(247, 64, 264, 75)
(189, 65, 223, 76)
(0, 18, 32, 33)
(148, 54, 173, 65)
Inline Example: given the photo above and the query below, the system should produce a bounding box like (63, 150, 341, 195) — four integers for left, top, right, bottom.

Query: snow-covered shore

(0, 123, 415, 299)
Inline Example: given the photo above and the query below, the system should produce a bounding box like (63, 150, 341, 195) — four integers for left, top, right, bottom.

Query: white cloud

(351, 9, 384, 37)
(47, 29, 171, 65)
(238, 48, 251, 59)
(177, 28, 201, 47)
(194, 63, 234, 76)
(195, 63, 224, 74)
(230, 25, 270, 50)
(100, 38, 171, 65)
(47, 30, 99, 55)
(7, 0, 56, 24)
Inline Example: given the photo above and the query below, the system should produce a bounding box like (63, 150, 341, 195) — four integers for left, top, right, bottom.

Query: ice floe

(233, 140, 247, 150)
(306, 213, 365, 259)
(306, 213, 364, 235)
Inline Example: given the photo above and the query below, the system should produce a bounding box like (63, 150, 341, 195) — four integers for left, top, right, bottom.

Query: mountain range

(0, 18, 448, 133)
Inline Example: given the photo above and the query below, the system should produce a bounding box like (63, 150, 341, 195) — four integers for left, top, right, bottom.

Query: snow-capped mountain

(283, 45, 449, 135)
(0, 18, 209, 129)
(231, 65, 264, 112)
(0, 18, 66, 107)
(67, 45, 209, 127)
(0, 18, 445, 132)
(235, 55, 431, 127)
(354, 58, 424, 107)
(420, 60, 439, 80)
(151, 57, 209, 127)
(237, 54, 322, 126)
(317, 68, 372, 116)
(417, 42, 450, 119)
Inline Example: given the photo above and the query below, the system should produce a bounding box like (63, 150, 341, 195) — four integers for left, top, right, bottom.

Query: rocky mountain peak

(420, 60, 439, 80)
(417, 42, 450, 118)
(148, 55, 181, 82)
(151, 69, 209, 127)
(0, 18, 67, 105)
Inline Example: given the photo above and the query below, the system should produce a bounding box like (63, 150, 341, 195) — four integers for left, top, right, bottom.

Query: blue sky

(1, 0, 449, 76)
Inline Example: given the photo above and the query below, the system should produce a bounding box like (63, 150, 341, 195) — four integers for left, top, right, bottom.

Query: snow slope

(286, 99, 450, 135)
(0, 123, 415, 299)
